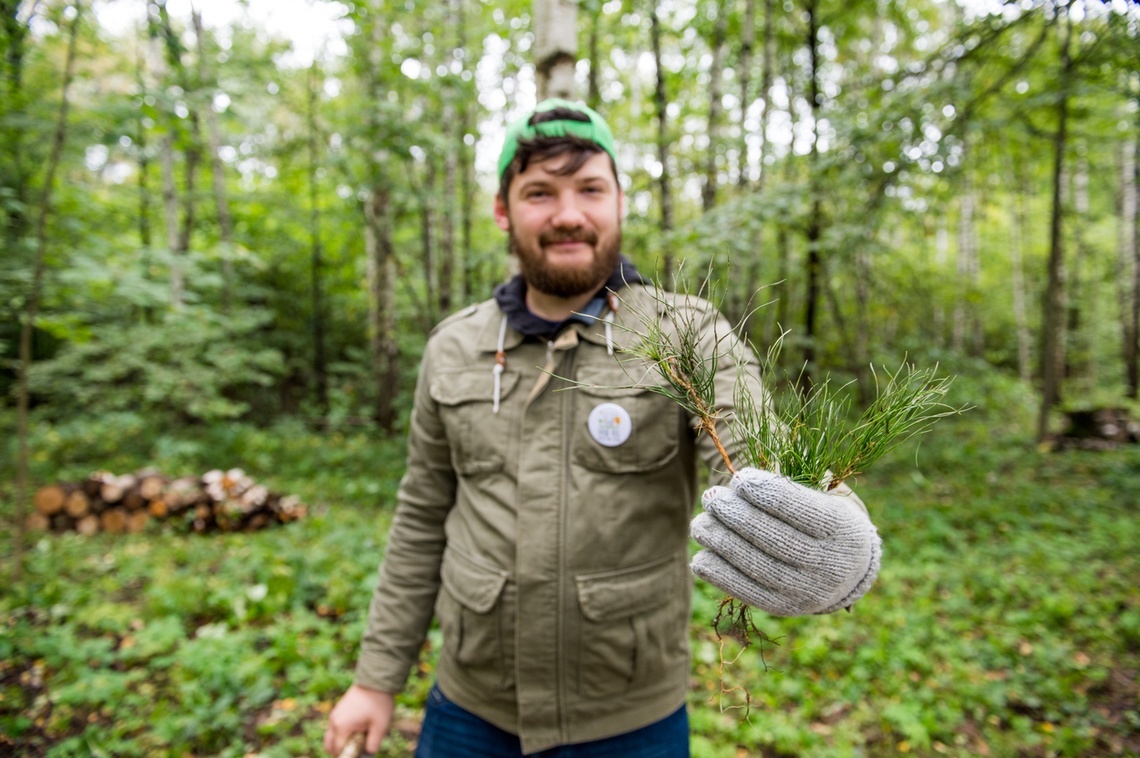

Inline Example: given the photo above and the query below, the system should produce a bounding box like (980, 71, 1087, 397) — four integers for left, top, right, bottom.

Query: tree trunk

(13, 0, 81, 584)
(953, 164, 978, 355)
(1132, 126, 1140, 398)
(2, 0, 29, 260)
(770, 137, 796, 353)
(148, 10, 182, 308)
(134, 39, 153, 254)
(307, 61, 329, 419)
(934, 217, 948, 342)
(755, 0, 774, 191)
(438, 0, 460, 316)
(456, 0, 475, 304)
(1118, 120, 1139, 398)
(418, 158, 437, 314)
(585, 0, 601, 109)
(191, 9, 235, 311)
(737, 0, 755, 188)
(158, 4, 202, 286)
(701, 0, 728, 212)
(801, 0, 823, 385)
(362, 11, 399, 433)
(533, 0, 578, 101)
(649, 2, 674, 275)
(1037, 12, 1072, 442)
(365, 187, 398, 433)
(1068, 143, 1093, 392)
(1011, 165, 1033, 383)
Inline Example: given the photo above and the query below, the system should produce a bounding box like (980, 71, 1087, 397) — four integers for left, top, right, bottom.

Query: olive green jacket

(354, 283, 758, 754)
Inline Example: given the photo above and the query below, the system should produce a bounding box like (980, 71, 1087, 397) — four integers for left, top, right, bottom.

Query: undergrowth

(1, 394, 1138, 757)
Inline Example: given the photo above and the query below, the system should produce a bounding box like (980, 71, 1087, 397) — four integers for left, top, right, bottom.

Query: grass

(1, 391, 1138, 757)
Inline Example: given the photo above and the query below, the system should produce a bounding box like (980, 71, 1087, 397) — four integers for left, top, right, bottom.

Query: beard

(510, 226, 622, 299)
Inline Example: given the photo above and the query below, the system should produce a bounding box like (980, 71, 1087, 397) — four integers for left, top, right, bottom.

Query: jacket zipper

(556, 337, 576, 743)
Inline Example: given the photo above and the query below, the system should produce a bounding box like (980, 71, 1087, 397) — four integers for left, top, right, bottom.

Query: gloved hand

(690, 468, 881, 616)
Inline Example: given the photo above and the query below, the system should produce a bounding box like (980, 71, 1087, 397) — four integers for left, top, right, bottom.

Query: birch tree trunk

(1069, 143, 1093, 392)
(650, 2, 674, 274)
(1011, 166, 1033, 383)
(701, 0, 728, 212)
(953, 166, 978, 355)
(14, 0, 81, 583)
(157, 2, 202, 304)
(133, 39, 153, 254)
(934, 218, 948, 342)
(148, 9, 182, 308)
(1037, 12, 1072, 442)
(365, 185, 398, 433)
(534, 0, 577, 101)
(191, 9, 235, 311)
(1118, 121, 1139, 398)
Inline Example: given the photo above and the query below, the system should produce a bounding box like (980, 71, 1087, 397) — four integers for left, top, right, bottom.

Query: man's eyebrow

(515, 177, 554, 192)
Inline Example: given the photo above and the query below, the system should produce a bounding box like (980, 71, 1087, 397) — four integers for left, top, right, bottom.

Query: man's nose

(550, 193, 587, 228)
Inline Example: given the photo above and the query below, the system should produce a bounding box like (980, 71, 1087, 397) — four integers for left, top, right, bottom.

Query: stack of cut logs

(27, 469, 306, 536)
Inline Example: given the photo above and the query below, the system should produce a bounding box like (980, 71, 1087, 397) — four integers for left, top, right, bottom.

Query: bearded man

(324, 100, 882, 758)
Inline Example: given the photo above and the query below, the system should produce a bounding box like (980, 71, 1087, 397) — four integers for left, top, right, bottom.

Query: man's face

(494, 151, 624, 299)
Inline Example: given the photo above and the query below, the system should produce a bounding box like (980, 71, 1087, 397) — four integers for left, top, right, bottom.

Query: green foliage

(2, 410, 1138, 757)
(28, 305, 283, 423)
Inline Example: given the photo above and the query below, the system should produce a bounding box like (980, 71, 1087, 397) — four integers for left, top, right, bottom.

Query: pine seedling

(614, 270, 743, 475)
(732, 329, 964, 491)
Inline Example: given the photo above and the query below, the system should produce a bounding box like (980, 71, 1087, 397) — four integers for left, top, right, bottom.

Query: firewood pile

(1051, 407, 1140, 451)
(27, 469, 307, 536)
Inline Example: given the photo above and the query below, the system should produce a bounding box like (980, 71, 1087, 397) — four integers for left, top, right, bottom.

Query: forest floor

(2, 397, 1139, 757)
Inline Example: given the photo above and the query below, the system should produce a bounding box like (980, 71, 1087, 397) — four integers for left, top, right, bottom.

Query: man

(324, 99, 881, 757)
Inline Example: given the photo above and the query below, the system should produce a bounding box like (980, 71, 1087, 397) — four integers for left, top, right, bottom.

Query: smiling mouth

(541, 234, 596, 248)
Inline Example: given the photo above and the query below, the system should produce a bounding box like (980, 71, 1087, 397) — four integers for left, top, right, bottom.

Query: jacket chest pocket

(430, 369, 521, 476)
(571, 364, 681, 473)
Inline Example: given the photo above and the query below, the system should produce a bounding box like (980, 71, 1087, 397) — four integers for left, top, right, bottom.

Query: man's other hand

(323, 684, 395, 757)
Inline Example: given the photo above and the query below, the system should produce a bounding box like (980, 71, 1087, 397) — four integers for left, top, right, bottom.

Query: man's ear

(493, 195, 511, 232)
(618, 189, 626, 218)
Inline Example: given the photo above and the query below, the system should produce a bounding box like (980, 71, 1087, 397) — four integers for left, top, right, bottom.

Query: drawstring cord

(492, 315, 508, 414)
(604, 292, 619, 355)
(493, 292, 618, 411)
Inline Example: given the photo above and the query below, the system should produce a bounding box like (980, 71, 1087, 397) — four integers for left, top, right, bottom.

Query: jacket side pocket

(438, 547, 514, 691)
(574, 554, 684, 697)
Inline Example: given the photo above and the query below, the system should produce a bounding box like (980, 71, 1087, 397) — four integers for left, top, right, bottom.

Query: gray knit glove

(690, 468, 882, 616)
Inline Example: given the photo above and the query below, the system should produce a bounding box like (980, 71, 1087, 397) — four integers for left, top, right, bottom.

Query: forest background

(2, 0, 1139, 756)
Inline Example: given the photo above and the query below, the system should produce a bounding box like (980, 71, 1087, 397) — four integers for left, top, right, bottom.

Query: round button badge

(587, 402, 632, 447)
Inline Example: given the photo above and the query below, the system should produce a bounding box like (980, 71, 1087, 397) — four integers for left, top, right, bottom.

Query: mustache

(539, 230, 598, 246)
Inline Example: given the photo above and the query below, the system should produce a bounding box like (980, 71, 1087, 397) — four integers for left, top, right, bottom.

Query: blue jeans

(414, 683, 690, 757)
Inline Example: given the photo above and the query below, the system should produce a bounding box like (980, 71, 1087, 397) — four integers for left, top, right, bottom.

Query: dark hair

(498, 107, 618, 203)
